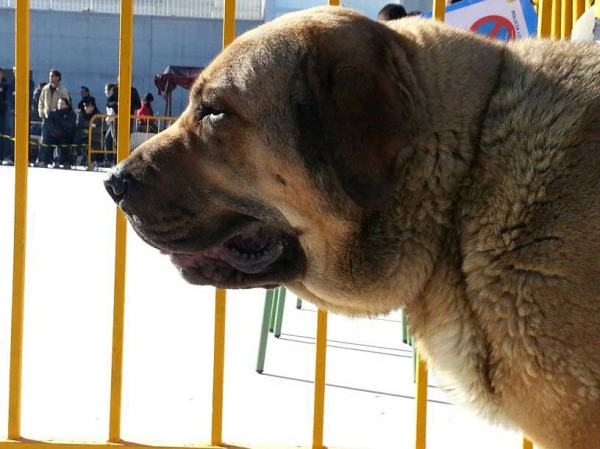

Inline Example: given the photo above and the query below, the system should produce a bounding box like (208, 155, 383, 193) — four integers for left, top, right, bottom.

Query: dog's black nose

(104, 170, 131, 204)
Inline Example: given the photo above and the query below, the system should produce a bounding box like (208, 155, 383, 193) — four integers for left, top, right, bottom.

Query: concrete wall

(0, 8, 261, 116)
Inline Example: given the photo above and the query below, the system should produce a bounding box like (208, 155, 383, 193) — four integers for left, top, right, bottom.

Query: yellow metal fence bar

(222, 0, 236, 49)
(211, 288, 226, 446)
(596, 0, 600, 18)
(210, 0, 235, 445)
(574, 0, 585, 27)
(109, 0, 134, 442)
(551, 0, 562, 38)
(310, 5, 338, 447)
(8, 0, 30, 440)
(414, 351, 428, 449)
(561, 0, 573, 38)
(312, 310, 328, 449)
(414, 0, 436, 444)
(432, 0, 445, 21)
(538, 0, 553, 36)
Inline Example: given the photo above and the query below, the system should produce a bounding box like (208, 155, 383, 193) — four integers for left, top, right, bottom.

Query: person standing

(38, 68, 69, 123)
(105, 82, 141, 164)
(104, 83, 117, 161)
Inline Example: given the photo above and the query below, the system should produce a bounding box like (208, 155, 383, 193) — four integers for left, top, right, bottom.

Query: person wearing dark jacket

(77, 86, 95, 112)
(75, 98, 102, 165)
(37, 97, 76, 169)
(106, 83, 141, 115)
(105, 83, 141, 163)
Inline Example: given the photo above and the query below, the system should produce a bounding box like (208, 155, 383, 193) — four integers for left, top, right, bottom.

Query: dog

(105, 7, 600, 448)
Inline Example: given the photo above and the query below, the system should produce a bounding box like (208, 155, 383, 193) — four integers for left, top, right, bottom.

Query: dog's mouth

(159, 221, 305, 289)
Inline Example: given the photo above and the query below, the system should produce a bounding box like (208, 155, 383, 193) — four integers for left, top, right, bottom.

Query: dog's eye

(199, 104, 225, 122)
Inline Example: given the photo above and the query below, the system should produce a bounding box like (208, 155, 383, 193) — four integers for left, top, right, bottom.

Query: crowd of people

(0, 66, 157, 169)
(0, 4, 423, 172)
(6, 0, 587, 170)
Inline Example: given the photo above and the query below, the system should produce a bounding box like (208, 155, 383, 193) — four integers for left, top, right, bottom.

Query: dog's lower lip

(168, 237, 284, 274)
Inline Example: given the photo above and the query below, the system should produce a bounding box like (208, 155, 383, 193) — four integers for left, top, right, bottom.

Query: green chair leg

(402, 312, 409, 344)
(412, 340, 417, 383)
(296, 298, 302, 309)
(402, 313, 418, 382)
(268, 287, 279, 332)
(410, 335, 419, 383)
(273, 287, 287, 338)
(256, 290, 275, 373)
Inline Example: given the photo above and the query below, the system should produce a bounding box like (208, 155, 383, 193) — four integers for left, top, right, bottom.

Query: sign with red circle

(470, 15, 517, 39)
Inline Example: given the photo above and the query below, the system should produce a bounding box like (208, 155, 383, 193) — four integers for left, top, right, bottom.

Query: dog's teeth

(234, 250, 247, 260)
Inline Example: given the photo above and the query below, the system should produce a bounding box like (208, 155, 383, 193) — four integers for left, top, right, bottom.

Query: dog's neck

(352, 23, 510, 419)
(356, 22, 506, 306)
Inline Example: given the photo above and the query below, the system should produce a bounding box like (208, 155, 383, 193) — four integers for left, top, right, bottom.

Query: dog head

(105, 7, 421, 314)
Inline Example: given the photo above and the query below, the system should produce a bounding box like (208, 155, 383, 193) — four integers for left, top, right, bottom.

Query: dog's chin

(155, 221, 305, 289)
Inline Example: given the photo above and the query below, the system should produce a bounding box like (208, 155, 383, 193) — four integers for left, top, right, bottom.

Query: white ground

(0, 166, 524, 448)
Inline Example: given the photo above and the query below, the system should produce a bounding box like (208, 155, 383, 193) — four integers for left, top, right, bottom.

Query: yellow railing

(108, 8, 133, 444)
(4, 0, 591, 449)
(86, 114, 177, 169)
(8, 0, 30, 441)
(535, 0, 599, 38)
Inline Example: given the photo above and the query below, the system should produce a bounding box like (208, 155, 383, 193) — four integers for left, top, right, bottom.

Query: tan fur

(109, 7, 600, 448)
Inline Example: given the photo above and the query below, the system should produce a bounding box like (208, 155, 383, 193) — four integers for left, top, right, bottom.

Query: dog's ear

(297, 25, 418, 210)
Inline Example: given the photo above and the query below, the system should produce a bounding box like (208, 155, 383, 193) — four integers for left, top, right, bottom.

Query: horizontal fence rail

(86, 114, 178, 169)
(0, 0, 263, 20)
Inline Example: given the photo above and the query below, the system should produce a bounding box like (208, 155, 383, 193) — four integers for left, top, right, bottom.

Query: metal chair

(256, 286, 416, 379)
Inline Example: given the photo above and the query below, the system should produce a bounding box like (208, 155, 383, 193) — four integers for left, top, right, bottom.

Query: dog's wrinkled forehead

(191, 36, 303, 107)
(189, 7, 374, 102)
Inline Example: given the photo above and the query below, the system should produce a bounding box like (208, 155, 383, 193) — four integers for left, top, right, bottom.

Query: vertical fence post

(210, 1, 235, 445)
(108, 0, 134, 442)
(573, 0, 586, 27)
(538, 0, 553, 37)
(550, 0, 563, 38)
(414, 351, 428, 449)
(432, 0, 446, 21)
(561, 0, 573, 38)
(312, 310, 328, 449)
(8, 0, 30, 440)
